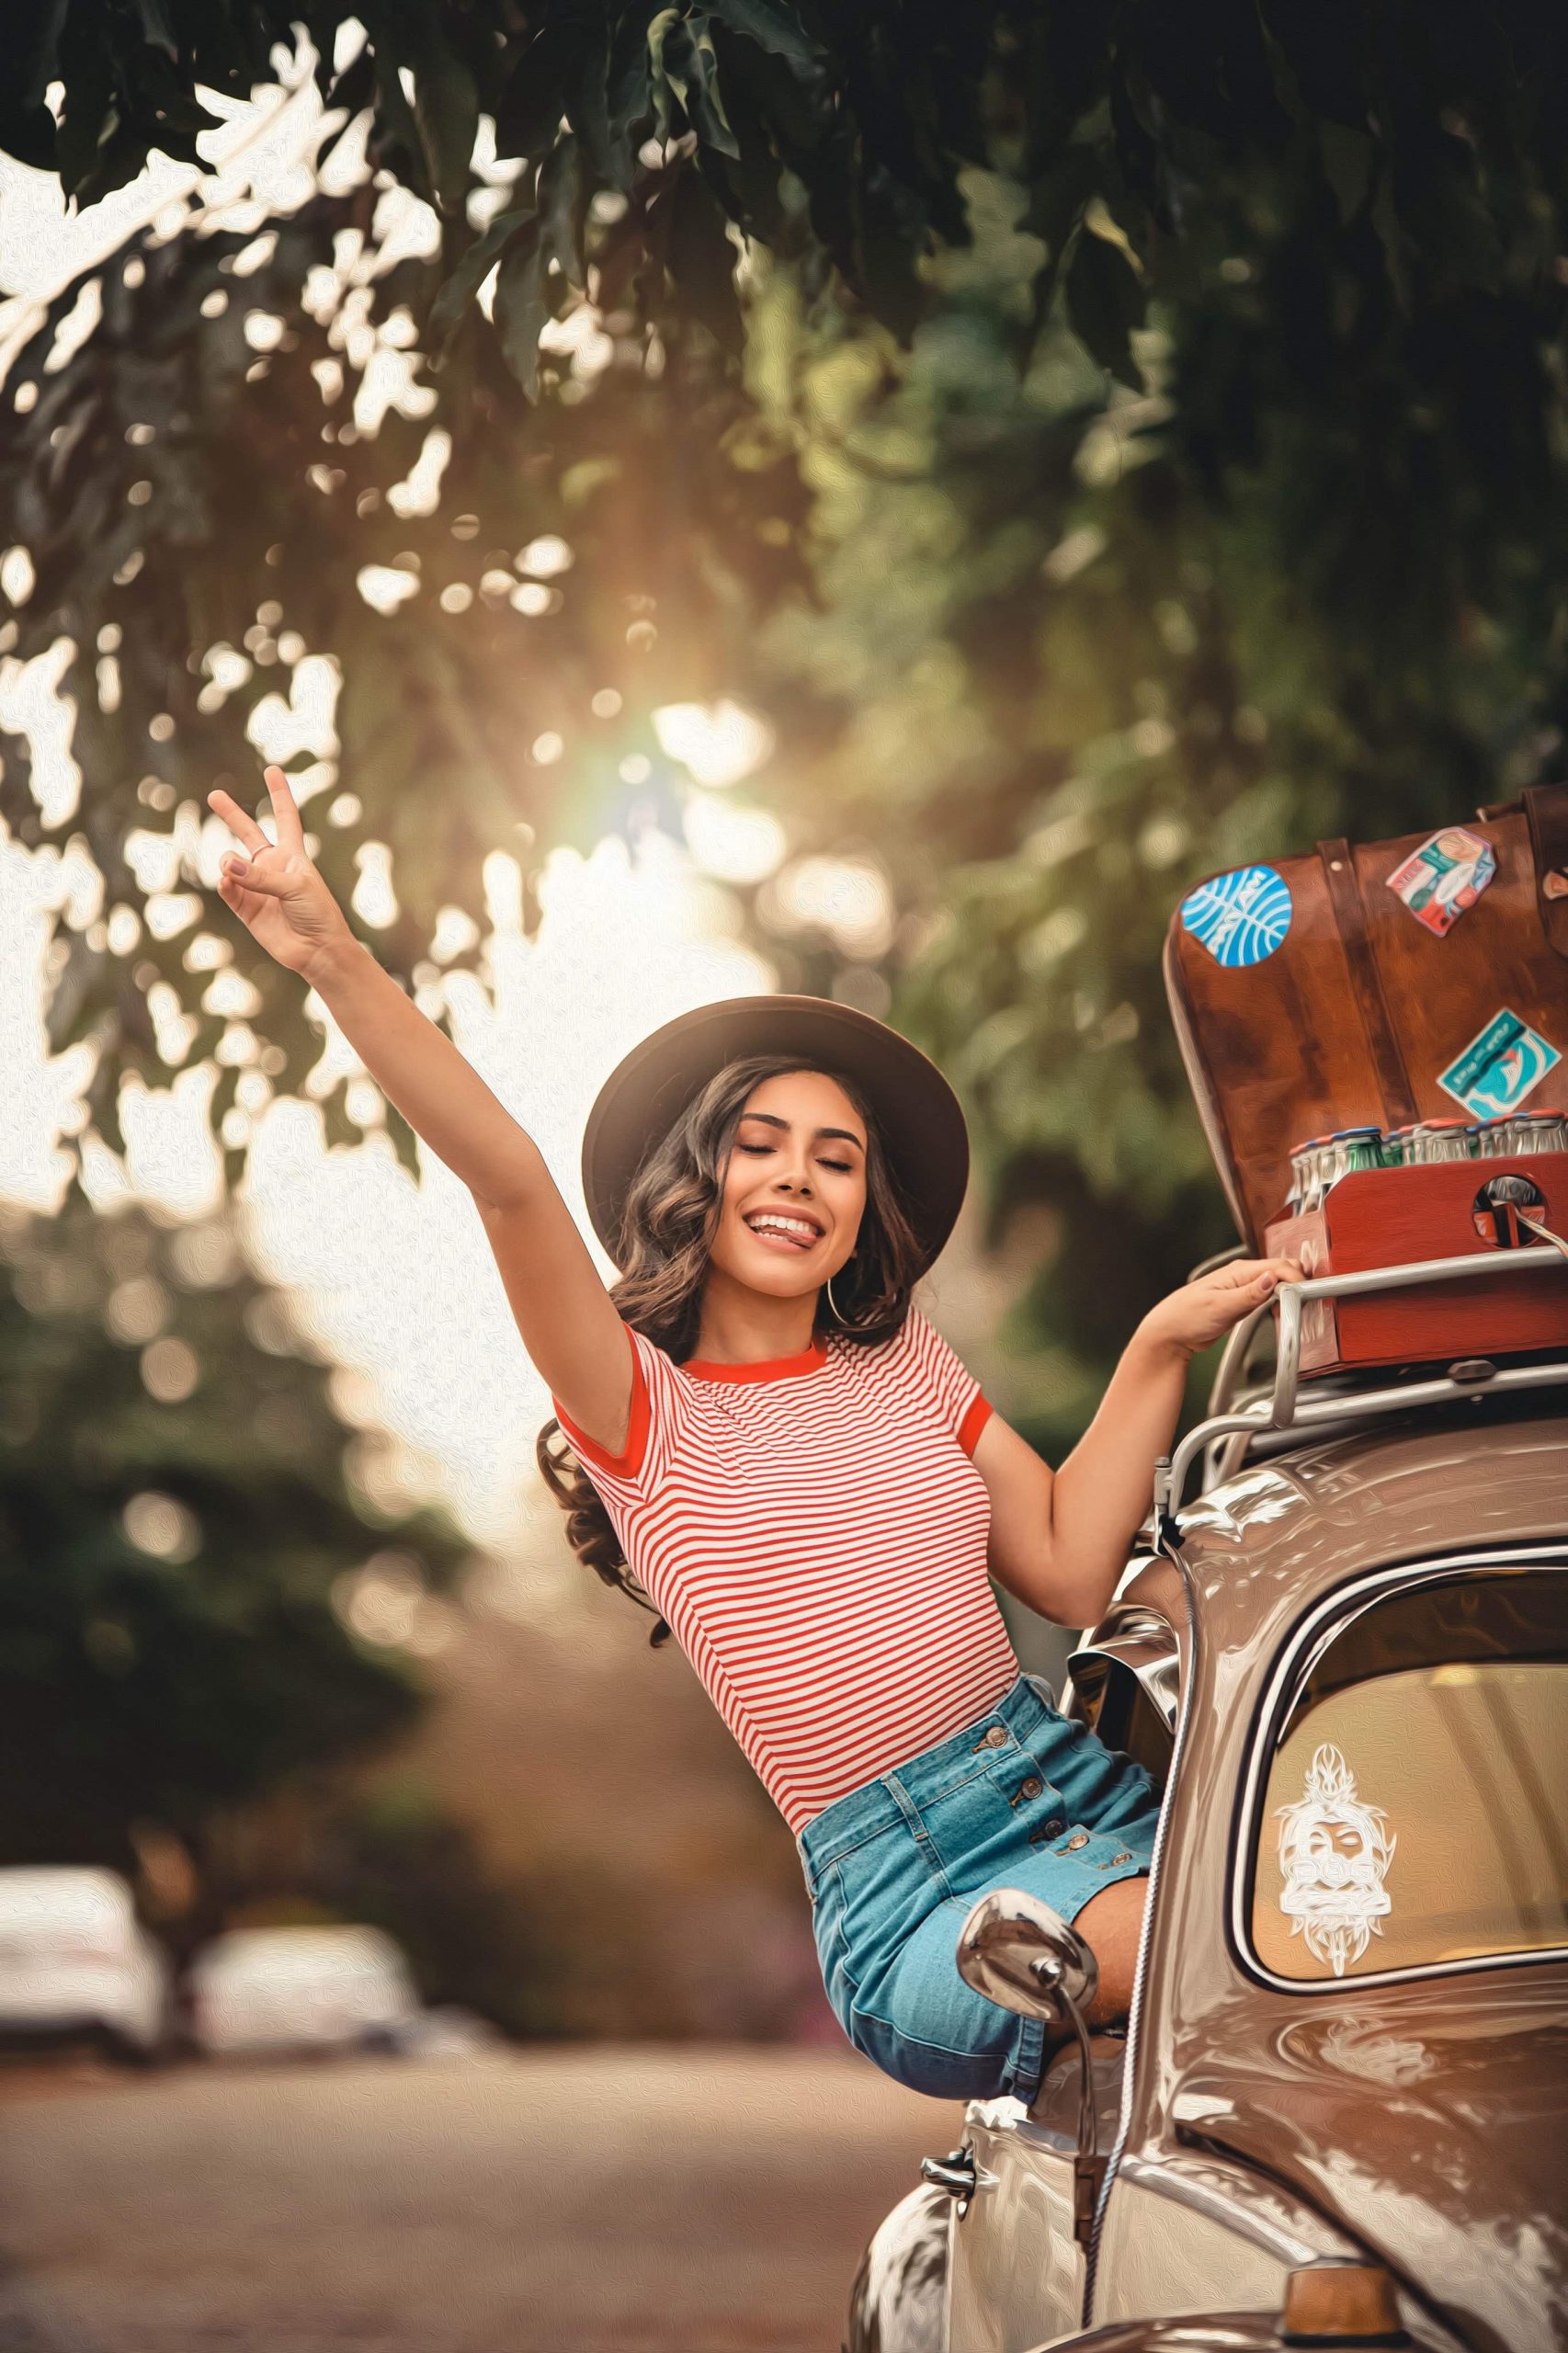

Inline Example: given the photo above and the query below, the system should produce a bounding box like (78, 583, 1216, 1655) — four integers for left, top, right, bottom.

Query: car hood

(1174, 1974, 1568, 2353)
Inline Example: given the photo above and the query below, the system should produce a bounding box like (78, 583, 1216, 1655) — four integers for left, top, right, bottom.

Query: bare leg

(1072, 1877, 1150, 2027)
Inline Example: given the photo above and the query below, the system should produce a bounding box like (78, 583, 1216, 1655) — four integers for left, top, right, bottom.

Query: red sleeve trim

(958, 1393, 993, 1458)
(551, 1321, 651, 1480)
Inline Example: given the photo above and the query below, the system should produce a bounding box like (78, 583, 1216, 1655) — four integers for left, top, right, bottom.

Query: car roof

(196, 1926, 403, 1963)
(0, 1867, 135, 1916)
(1165, 1404, 1567, 1647)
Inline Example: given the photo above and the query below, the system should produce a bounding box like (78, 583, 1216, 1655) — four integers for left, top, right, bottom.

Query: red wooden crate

(1264, 1154, 1568, 1375)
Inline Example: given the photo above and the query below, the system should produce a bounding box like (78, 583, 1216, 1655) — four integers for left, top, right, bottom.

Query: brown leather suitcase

(1163, 783, 1568, 1251)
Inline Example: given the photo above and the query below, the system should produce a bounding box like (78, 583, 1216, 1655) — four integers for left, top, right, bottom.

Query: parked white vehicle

(0, 1867, 171, 2060)
(187, 1924, 421, 2057)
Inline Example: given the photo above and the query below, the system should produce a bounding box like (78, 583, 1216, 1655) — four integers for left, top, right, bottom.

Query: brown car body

(849, 1392, 1568, 2353)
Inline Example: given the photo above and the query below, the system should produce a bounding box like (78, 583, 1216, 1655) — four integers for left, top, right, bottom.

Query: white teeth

(747, 1214, 819, 1242)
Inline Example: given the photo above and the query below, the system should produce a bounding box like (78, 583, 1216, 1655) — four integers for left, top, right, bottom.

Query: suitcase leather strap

(1318, 838, 1419, 1127)
(1524, 783, 1568, 960)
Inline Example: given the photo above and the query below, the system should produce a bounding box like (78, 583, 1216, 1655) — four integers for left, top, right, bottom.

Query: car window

(1248, 1566, 1568, 1984)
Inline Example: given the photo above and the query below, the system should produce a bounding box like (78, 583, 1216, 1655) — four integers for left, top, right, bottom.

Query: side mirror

(956, 1886, 1098, 2026)
(957, 1889, 1104, 2246)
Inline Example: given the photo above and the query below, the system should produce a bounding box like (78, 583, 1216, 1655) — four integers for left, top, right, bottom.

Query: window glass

(1250, 1569, 1568, 1983)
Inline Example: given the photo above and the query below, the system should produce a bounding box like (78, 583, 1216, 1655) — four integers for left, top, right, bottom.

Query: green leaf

(74, 116, 157, 208)
(412, 36, 480, 217)
(133, 0, 177, 58)
(648, 6, 679, 142)
(494, 22, 582, 161)
(0, 94, 58, 172)
(1064, 225, 1145, 389)
(660, 17, 741, 160)
(1019, 145, 1097, 258)
(318, 43, 376, 164)
(691, 55, 784, 243)
(567, 18, 616, 186)
(666, 169, 741, 353)
(539, 133, 584, 290)
(604, 3, 660, 186)
(1369, 168, 1410, 313)
(54, 51, 116, 197)
(363, 34, 433, 204)
(494, 219, 547, 400)
(427, 202, 537, 351)
(1319, 122, 1374, 225)
(703, 0, 821, 70)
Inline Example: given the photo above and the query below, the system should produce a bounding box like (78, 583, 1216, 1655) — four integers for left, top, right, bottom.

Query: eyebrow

(738, 1111, 866, 1151)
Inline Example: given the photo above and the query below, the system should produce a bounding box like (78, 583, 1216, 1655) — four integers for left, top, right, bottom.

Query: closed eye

(738, 1142, 853, 1174)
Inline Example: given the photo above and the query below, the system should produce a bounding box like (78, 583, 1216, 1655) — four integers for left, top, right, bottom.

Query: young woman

(210, 766, 1298, 2106)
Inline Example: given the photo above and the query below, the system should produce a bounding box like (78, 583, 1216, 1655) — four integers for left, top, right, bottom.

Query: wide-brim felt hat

(582, 994, 970, 1273)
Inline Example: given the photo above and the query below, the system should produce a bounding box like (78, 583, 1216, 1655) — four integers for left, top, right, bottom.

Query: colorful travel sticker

(1438, 1007, 1562, 1118)
(1180, 865, 1292, 968)
(1385, 824, 1496, 936)
(1276, 1743, 1395, 1979)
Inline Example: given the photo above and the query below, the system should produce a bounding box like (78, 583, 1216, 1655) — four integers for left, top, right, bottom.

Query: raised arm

(971, 1255, 1300, 1631)
(208, 767, 632, 1457)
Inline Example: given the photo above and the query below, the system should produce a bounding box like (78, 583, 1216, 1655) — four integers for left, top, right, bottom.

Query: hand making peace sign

(208, 766, 355, 981)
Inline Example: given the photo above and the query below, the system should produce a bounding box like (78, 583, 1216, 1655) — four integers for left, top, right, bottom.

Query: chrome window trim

(1230, 1541, 1568, 1996)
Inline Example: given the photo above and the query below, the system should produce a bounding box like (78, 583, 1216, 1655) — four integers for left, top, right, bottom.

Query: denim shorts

(795, 1671, 1162, 2105)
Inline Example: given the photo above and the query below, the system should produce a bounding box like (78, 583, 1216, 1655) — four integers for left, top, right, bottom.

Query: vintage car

(186, 1923, 421, 2058)
(848, 1248, 1568, 2353)
(0, 1865, 173, 2063)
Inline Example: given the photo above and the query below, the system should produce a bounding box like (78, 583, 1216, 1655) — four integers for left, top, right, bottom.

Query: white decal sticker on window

(1276, 1743, 1396, 1977)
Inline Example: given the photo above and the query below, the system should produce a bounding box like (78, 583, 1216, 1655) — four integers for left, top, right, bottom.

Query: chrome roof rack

(1154, 1245, 1568, 1522)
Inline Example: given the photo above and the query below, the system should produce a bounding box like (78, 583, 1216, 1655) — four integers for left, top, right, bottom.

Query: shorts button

(981, 1725, 1009, 1748)
(1017, 1776, 1043, 1802)
(1062, 1831, 1090, 1851)
(1042, 1817, 1064, 1839)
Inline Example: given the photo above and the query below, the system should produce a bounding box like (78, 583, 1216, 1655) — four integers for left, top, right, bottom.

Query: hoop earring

(825, 1268, 857, 1327)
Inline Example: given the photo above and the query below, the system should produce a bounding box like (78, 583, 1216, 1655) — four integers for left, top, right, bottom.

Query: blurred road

(0, 2047, 961, 2353)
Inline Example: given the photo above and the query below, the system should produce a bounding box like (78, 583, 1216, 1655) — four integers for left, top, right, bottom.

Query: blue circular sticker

(1180, 865, 1293, 968)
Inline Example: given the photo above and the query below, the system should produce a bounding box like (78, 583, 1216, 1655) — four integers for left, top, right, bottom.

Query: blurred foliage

(740, 73, 1568, 1446)
(2, 4, 1567, 1460)
(0, 167, 801, 1180)
(0, 1190, 472, 1871)
(9, 5, 1564, 394)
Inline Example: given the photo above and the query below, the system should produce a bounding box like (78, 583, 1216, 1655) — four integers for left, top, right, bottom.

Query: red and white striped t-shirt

(551, 1305, 1019, 1832)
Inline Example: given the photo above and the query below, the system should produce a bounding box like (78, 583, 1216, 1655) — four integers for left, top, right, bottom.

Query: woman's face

(707, 1068, 869, 1302)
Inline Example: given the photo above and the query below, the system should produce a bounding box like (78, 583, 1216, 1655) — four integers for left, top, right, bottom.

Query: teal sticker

(1438, 1008, 1562, 1118)
(1180, 865, 1292, 968)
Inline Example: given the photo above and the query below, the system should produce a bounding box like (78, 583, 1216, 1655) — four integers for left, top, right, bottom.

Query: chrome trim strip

(1229, 1543, 1568, 1997)
(1113, 2151, 1324, 2268)
(1270, 1245, 1564, 1427)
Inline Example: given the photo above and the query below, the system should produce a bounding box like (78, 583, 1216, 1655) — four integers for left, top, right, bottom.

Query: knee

(1073, 1876, 1149, 2026)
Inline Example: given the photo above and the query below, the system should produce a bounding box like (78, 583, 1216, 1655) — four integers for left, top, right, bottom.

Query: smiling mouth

(744, 1212, 824, 1252)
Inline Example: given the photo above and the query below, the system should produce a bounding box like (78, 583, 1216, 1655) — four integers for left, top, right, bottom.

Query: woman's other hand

(208, 766, 355, 982)
(1136, 1255, 1304, 1362)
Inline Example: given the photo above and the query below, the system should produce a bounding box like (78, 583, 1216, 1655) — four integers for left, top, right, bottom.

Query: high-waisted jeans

(795, 1671, 1162, 2104)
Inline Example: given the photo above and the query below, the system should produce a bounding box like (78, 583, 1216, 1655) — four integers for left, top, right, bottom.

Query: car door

(944, 1588, 1182, 2353)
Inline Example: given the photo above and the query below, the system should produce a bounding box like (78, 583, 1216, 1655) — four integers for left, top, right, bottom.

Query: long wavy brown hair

(536, 1053, 928, 1645)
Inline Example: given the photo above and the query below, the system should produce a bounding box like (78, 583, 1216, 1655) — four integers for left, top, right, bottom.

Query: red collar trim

(681, 1332, 831, 1385)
